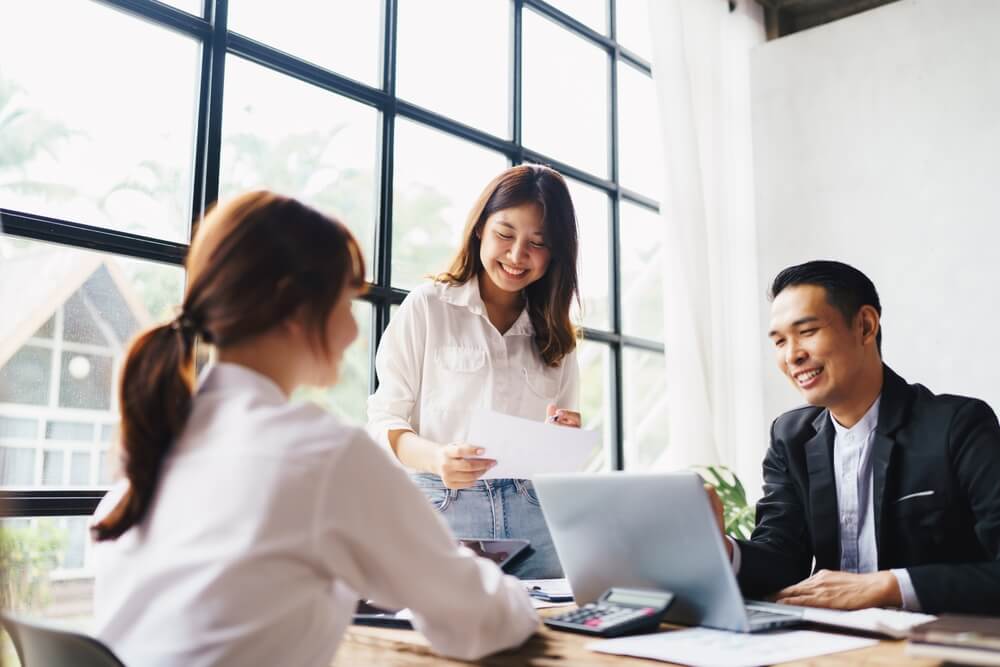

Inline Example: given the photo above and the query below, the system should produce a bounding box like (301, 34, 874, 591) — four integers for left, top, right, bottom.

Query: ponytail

(91, 319, 196, 541)
(91, 190, 365, 541)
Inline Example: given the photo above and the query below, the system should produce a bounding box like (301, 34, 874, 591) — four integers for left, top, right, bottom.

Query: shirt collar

(197, 362, 288, 404)
(436, 274, 535, 337)
(830, 394, 882, 441)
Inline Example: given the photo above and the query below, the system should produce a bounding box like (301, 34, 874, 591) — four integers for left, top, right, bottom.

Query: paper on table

(588, 628, 878, 667)
(521, 578, 573, 598)
(467, 408, 598, 479)
(799, 606, 936, 638)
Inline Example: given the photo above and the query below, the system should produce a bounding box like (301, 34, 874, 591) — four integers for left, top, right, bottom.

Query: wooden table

(333, 608, 943, 666)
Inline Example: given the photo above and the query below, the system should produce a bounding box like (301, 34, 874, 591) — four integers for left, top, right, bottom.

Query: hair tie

(170, 310, 199, 345)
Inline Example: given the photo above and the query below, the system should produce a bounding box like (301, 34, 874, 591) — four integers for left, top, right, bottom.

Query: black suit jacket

(736, 365, 1000, 614)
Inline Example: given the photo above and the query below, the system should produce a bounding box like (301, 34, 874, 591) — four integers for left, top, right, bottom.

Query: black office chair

(0, 613, 126, 667)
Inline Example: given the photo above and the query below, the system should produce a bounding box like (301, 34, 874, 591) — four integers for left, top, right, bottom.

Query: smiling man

(721, 260, 1000, 614)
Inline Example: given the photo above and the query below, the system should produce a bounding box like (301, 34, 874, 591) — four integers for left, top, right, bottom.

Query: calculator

(543, 587, 675, 638)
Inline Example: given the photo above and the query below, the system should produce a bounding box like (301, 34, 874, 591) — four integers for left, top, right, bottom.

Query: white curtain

(647, 0, 768, 498)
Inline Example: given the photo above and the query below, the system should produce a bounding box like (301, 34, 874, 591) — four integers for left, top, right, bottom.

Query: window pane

(0, 1, 200, 242)
(620, 201, 665, 341)
(62, 292, 112, 346)
(0, 236, 184, 490)
(0, 517, 95, 632)
(70, 451, 91, 486)
(545, 0, 608, 34)
(0, 417, 36, 440)
(523, 10, 609, 177)
(565, 179, 610, 330)
(391, 119, 508, 290)
(623, 347, 668, 469)
(616, 0, 653, 61)
(46, 421, 94, 442)
(294, 301, 372, 424)
(578, 339, 612, 470)
(0, 346, 51, 406)
(0, 448, 35, 486)
(397, 0, 509, 137)
(42, 449, 64, 486)
(219, 56, 380, 281)
(162, 0, 202, 15)
(228, 0, 381, 86)
(618, 62, 664, 200)
(58, 352, 113, 411)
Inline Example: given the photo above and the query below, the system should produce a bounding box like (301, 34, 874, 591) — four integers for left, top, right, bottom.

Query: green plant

(0, 519, 66, 611)
(695, 465, 755, 540)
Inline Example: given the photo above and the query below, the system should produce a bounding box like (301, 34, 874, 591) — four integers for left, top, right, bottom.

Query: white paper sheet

(521, 578, 573, 598)
(588, 628, 878, 667)
(799, 606, 936, 638)
(467, 408, 598, 479)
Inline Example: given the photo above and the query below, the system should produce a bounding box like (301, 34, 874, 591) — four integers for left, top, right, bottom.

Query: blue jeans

(410, 473, 563, 579)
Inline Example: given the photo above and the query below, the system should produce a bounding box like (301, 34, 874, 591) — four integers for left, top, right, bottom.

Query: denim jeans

(410, 473, 563, 579)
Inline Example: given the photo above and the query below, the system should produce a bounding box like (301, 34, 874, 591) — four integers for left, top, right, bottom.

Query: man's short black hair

(770, 260, 883, 351)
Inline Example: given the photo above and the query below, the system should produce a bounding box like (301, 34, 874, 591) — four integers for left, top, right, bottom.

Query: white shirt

(830, 397, 881, 575)
(91, 363, 537, 667)
(367, 276, 579, 453)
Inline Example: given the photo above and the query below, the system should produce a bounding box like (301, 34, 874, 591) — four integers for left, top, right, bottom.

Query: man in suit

(716, 260, 1000, 614)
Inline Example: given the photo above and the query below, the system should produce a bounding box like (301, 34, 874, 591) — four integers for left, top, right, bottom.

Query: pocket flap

(434, 346, 486, 373)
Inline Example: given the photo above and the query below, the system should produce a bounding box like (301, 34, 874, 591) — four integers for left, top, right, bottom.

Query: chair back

(0, 613, 126, 667)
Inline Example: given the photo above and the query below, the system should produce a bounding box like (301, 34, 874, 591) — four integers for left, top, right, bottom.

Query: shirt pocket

(434, 345, 486, 373)
(426, 346, 487, 412)
(521, 367, 559, 402)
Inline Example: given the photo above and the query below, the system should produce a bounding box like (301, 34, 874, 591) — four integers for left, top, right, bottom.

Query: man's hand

(435, 444, 496, 489)
(546, 403, 581, 427)
(774, 570, 903, 609)
(705, 484, 733, 559)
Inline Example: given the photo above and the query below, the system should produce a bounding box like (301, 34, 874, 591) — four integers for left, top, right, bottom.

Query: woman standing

(368, 165, 582, 579)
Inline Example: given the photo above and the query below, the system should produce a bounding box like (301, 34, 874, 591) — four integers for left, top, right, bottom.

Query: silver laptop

(534, 471, 803, 633)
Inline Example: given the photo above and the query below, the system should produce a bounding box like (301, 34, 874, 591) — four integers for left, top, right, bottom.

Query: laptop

(533, 471, 803, 633)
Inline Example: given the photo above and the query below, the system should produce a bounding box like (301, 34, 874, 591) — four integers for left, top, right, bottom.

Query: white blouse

(367, 276, 580, 453)
(91, 363, 537, 667)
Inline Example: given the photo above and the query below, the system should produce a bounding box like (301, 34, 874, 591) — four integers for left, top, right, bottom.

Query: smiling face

(478, 202, 551, 294)
(768, 284, 879, 413)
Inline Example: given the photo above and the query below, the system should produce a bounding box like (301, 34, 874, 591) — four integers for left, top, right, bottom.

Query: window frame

(0, 0, 665, 519)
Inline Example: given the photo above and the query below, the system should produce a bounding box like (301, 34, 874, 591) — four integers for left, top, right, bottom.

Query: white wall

(751, 0, 1000, 423)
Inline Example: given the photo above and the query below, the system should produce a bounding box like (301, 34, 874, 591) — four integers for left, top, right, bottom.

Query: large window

(0, 0, 665, 629)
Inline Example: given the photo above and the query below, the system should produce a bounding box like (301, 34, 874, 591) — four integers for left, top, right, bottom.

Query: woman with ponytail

(90, 191, 537, 666)
(367, 165, 582, 579)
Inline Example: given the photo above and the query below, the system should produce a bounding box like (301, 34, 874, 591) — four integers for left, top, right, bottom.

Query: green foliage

(695, 464, 756, 540)
(0, 520, 66, 611)
(0, 76, 78, 198)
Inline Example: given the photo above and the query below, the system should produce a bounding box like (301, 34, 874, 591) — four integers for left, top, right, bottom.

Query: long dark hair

(437, 165, 579, 367)
(92, 191, 365, 541)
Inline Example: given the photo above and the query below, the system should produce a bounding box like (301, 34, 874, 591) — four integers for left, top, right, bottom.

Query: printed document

(589, 628, 877, 667)
(799, 606, 936, 638)
(467, 408, 599, 479)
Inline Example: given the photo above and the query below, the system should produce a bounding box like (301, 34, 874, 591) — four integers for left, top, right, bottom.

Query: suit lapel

(805, 411, 840, 569)
(872, 365, 910, 562)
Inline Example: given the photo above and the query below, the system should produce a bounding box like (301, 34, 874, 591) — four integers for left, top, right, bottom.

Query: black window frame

(0, 0, 665, 519)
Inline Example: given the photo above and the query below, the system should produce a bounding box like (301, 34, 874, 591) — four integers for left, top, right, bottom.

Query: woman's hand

(546, 403, 581, 428)
(435, 444, 496, 489)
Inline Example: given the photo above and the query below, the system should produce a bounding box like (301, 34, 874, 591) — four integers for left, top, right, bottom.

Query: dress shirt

(730, 396, 922, 610)
(367, 275, 579, 454)
(92, 363, 537, 667)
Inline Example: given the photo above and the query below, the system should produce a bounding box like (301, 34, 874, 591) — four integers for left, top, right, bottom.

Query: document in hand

(588, 628, 877, 667)
(467, 408, 599, 479)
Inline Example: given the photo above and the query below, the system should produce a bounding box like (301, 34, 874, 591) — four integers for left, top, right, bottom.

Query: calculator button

(585, 619, 603, 628)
